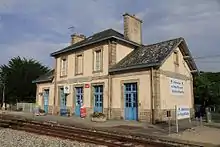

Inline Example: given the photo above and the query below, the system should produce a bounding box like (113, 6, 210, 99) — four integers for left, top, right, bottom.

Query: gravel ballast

(0, 128, 106, 147)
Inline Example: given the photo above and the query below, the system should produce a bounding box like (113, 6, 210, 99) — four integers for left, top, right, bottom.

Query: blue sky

(0, 0, 220, 71)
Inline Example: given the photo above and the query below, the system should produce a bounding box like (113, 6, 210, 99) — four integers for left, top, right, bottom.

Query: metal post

(175, 105, 179, 133)
(168, 117, 171, 134)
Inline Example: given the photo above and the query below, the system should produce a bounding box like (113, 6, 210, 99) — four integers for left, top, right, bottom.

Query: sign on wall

(170, 78, 184, 95)
(85, 84, 90, 88)
(176, 106, 190, 120)
(63, 85, 70, 94)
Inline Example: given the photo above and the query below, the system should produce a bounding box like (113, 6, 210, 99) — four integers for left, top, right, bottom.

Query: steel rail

(0, 117, 163, 147)
(0, 114, 202, 147)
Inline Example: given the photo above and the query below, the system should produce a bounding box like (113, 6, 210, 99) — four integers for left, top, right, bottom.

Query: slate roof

(109, 37, 198, 73)
(32, 70, 54, 83)
(51, 29, 140, 57)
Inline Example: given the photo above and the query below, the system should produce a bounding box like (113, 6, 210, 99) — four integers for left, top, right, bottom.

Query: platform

(1, 111, 218, 146)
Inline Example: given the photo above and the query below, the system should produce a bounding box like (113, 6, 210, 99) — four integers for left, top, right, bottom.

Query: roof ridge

(50, 28, 137, 57)
(88, 28, 123, 38)
(144, 37, 183, 47)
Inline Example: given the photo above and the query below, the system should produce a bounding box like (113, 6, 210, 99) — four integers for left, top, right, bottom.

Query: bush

(91, 112, 106, 118)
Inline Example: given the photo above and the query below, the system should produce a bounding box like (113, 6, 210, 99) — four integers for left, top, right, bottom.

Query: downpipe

(150, 67, 155, 124)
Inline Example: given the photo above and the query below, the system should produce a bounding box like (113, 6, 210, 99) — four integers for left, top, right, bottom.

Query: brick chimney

(123, 13, 143, 44)
(71, 33, 86, 45)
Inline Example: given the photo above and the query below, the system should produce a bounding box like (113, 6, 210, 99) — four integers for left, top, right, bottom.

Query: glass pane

(126, 103, 129, 107)
(80, 96, 83, 103)
(133, 102, 136, 107)
(132, 84, 137, 91)
(94, 87, 98, 93)
(100, 86, 103, 92)
(134, 92, 137, 98)
(64, 98, 67, 105)
(133, 96, 136, 102)
(125, 85, 129, 91)
(45, 90, 49, 94)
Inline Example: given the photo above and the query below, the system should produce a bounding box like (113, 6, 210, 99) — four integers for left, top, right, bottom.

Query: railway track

(0, 114, 201, 147)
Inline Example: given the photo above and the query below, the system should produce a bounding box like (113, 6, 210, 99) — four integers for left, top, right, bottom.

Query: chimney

(123, 13, 143, 44)
(71, 33, 86, 45)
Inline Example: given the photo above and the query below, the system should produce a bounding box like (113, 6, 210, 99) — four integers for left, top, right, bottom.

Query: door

(93, 85, 103, 113)
(60, 88, 67, 116)
(75, 87, 83, 116)
(124, 83, 138, 120)
(43, 89, 49, 113)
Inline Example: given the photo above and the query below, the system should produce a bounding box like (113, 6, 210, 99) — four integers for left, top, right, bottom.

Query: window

(93, 49, 102, 72)
(75, 54, 83, 75)
(173, 51, 179, 65)
(60, 57, 67, 76)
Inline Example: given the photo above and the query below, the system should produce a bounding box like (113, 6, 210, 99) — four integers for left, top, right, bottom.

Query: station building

(33, 13, 198, 123)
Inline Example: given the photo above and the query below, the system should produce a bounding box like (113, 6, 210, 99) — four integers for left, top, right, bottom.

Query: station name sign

(169, 78, 184, 95)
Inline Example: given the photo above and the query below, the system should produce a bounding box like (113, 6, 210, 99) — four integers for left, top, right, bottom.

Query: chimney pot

(71, 33, 86, 45)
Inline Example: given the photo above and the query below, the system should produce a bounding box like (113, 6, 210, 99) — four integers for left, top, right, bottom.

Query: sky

(0, 0, 220, 71)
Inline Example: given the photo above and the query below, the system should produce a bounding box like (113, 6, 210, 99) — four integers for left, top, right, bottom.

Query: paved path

(169, 126, 220, 145)
(1, 111, 219, 146)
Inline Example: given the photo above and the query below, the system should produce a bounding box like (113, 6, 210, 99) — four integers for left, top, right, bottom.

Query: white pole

(175, 105, 179, 133)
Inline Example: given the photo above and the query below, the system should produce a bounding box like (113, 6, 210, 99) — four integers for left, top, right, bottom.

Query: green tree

(194, 72, 220, 108)
(0, 56, 50, 104)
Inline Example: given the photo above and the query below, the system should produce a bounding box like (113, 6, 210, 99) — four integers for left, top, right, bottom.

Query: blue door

(60, 88, 67, 116)
(94, 85, 103, 113)
(75, 87, 83, 116)
(124, 83, 138, 120)
(43, 89, 49, 113)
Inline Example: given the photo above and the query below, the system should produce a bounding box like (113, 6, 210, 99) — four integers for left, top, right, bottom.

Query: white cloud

(0, 0, 220, 71)
(0, 40, 68, 67)
(140, 0, 220, 44)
